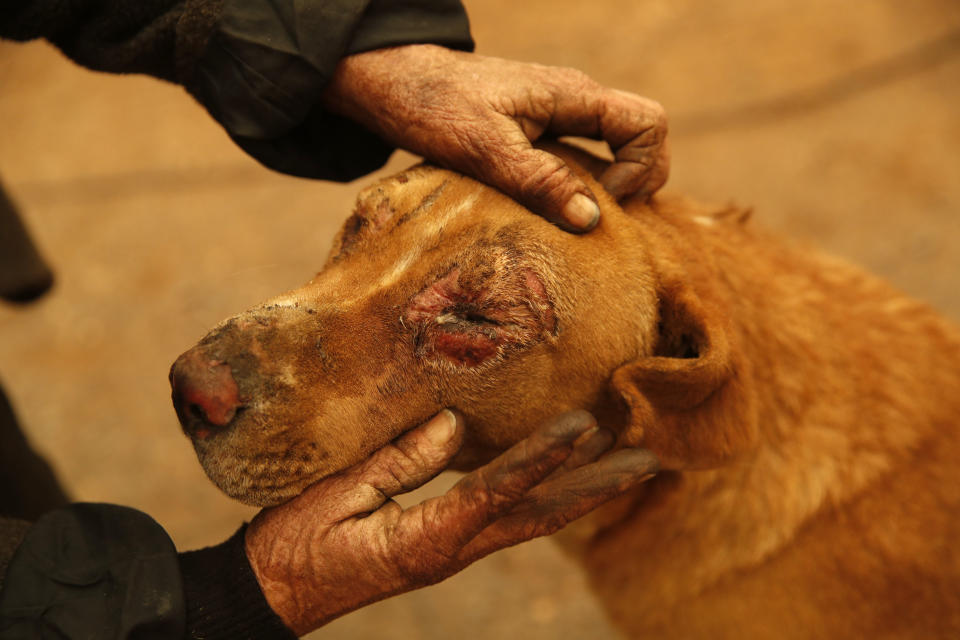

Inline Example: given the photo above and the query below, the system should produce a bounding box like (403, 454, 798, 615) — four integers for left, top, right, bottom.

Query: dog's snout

(170, 349, 244, 439)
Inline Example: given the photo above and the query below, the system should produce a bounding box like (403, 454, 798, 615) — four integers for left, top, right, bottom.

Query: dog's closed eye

(404, 265, 554, 367)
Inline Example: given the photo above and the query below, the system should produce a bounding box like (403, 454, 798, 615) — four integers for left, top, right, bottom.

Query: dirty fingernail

(424, 409, 458, 445)
(563, 193, 600, 230)
(543, 410, 596, 443)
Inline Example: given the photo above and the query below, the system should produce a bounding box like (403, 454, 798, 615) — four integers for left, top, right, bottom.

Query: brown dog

(170, 143, 960, 638)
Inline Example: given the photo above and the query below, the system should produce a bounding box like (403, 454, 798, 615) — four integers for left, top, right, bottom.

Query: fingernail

(544, 410, 596, 442)
(563, 193, 600, 230)
(424, 409, 457, 445)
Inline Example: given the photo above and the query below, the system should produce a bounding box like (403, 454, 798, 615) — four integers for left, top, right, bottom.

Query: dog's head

(171, 145, 756, 506)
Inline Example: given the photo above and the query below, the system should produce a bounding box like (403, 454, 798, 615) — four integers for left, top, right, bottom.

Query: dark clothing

(200, 0, 475, 180)
(0, 0, 473, 637)
(1, 506, 188, 639)
(0, 506, 293, 639)
(0, 0, 474, 181)
(0, 0, 474, 297)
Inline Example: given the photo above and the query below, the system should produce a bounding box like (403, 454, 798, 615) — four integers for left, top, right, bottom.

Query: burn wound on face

(333, 178, 450, 260)
(403, 265, 556, 367)
(405, 268, 465, 323)
(333, 190, 394, 258)
(523, 268, 556, 334)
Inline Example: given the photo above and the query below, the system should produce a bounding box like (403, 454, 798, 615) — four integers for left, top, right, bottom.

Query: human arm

(0, 410, 657, 638)
(322, 44, 669, 230)
(245, 409, 659, 635)
(1, 1, 668, 228)
(0, 0, 474, 182)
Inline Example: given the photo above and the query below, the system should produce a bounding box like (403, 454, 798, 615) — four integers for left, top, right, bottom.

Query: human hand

(245, 409, 659, 635)
(322, 45, 669, 232)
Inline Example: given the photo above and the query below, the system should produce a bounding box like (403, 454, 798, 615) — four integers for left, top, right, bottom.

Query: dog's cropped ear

(611, 276, 759, 469)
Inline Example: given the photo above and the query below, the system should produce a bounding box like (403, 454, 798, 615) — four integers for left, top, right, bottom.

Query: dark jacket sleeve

(0, 504, 294, 640)
(0, 0, 474, 181)
(178, 525, 296, 639)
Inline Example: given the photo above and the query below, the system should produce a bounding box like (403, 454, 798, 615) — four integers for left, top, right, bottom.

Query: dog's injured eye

(404, 266, 555, 367)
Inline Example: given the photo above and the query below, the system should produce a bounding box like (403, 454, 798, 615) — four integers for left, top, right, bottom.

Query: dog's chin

(192, 441, 324, 507)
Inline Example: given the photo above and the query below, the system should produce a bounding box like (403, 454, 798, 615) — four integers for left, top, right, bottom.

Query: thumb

(324, 410, 465, 519)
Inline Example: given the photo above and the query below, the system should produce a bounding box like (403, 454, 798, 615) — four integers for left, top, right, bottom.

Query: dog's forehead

(330, 164, 568, 271)
(349, 166, 479, 239)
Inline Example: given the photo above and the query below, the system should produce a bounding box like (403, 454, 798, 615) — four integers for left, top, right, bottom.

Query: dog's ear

(611, 273, 759, 469)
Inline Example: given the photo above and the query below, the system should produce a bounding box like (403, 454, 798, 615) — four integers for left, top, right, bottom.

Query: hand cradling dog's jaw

(169, 144, 684, 507)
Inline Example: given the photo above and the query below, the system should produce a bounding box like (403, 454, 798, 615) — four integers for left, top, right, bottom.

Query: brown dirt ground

(1, 1, 959, 638)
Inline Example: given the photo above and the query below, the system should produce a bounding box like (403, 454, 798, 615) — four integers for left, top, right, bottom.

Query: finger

(544, 73, 669, 201)
(600, 132, 670, 202)
(551, 427, 616, 476)
(404, 410, 597, 556)
(596, 91, 669, 200)
(325, 409, 464, 519)
(456, 448, 659, 564)
(463, 123, 602, 233)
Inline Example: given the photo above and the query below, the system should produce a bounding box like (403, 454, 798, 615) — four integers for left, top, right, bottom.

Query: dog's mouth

(169, 333, 323, 506)
(189, 426, 328, 506)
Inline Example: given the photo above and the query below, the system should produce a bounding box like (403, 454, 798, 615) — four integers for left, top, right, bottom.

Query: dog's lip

(181, 404, 249, 441)
(192, 442, 327, 507)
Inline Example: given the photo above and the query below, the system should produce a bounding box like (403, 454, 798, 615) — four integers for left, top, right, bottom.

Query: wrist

(321, 45, 458, 133)
(179, 524, 296, 639)
(244, 517, 309, 635)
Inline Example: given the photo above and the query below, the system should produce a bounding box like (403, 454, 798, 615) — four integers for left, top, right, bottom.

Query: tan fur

(171, 143, 960, 638)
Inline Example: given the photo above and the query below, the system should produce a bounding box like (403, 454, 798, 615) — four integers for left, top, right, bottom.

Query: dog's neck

(560, 200, 960, 604)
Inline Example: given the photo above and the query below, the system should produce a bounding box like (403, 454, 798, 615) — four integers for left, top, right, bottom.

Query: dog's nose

(170, 350, 243, 439)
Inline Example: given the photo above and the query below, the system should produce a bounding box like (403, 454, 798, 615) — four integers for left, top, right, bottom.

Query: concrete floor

(1, 0, 958, 637)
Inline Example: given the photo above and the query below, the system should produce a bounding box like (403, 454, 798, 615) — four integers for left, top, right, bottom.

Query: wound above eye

(405, 269, 465, 325)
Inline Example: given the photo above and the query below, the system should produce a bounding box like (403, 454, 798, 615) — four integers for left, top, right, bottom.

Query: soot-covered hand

(244, 409, 658, 635)
(322, 44, 669, 232)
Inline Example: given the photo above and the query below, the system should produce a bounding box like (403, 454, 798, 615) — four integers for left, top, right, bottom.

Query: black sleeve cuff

(345, 0, 475, 56)
(178, 524, 296, 640)
(187, 0, 474, 181)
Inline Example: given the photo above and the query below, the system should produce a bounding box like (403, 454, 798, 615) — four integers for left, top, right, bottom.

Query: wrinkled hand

(322, 44, 669, 232)
(245, 409, 658, 636)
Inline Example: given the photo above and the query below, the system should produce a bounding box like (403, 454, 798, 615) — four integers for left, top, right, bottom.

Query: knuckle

(460, 471, 497, 510)
(516, 152, 576, 202)
(462, 467, 522, 513)
(555, 66, 595, 92)
(375, 444, 425, 489)
(395, 517, 460, 584)
(419, 520, 460, 563)
(650, 103, 669, 138)
(604, 93, 669, 151)
(482, 472, 534, 509)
